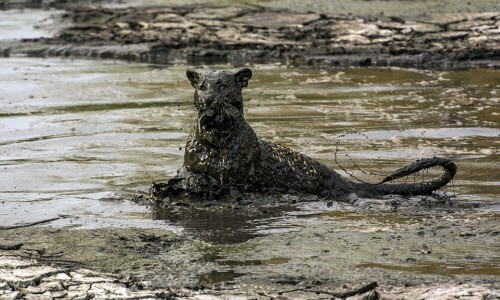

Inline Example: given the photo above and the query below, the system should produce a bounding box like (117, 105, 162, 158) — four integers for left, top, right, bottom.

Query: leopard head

(186, 68, 252, 145)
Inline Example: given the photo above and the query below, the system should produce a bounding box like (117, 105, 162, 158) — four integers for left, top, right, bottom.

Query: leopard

(150, 68, 456, 201)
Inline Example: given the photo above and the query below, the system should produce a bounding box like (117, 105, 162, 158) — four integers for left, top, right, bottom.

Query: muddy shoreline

(1, 197, 499, 299)
(2, 3, 499, 69)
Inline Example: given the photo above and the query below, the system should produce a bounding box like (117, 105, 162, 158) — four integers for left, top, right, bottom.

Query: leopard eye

(219, 83, 228, 92)
(199, 82, 208, 91)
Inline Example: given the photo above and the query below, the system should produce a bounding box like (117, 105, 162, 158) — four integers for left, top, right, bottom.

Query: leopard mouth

(197, 107, 239, 144)
(198, 108, 236, 131)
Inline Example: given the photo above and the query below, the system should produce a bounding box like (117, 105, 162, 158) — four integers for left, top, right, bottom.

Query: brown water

(1, 58, 498, 226)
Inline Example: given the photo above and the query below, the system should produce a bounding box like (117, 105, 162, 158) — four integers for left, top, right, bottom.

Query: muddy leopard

(151, 68, 456, 200)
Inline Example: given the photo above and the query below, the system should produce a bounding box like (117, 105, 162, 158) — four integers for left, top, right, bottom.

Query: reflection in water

(152, 198, 298, 244)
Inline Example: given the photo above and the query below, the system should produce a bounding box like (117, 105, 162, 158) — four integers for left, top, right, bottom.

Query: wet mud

(1, 197, 499, 298)
(1, 2, 499, 69)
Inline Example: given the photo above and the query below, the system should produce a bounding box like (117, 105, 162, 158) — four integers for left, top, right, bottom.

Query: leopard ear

(186, 69, 201, 88)
(234, 68, 252, 88)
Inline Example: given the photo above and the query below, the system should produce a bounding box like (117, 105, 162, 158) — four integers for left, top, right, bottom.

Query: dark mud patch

(3, 3, 499, 69)
(0, 227, 198, 285)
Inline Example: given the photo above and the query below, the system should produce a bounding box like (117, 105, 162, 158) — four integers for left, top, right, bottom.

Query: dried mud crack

(3, 3, 499, 69)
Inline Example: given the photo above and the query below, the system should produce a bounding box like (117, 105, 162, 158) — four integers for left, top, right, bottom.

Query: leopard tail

(355, 157, 457, 196)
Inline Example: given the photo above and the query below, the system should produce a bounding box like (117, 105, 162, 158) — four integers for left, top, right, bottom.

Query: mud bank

(1, 198, 499, 299)
(3, 3, 499, 69)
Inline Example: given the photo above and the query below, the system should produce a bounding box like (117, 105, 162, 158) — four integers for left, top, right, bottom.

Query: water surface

(0, 8, 61, 40)
(1, 57, 498, 229)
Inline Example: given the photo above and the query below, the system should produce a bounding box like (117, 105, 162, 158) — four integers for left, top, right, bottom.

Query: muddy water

(1, 58, 499, 286)
(0, 58, 188, 231)
(1, 59, 498, 224)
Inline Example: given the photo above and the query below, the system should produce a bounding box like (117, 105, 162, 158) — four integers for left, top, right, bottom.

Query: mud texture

(1, 198, 499, 299)
(4, 3, 499, 69)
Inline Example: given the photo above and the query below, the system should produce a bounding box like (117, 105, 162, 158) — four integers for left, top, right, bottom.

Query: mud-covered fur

(151, 68, 456, 200)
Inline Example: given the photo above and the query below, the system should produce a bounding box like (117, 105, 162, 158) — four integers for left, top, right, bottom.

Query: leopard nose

(202, 95, 217, 106)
